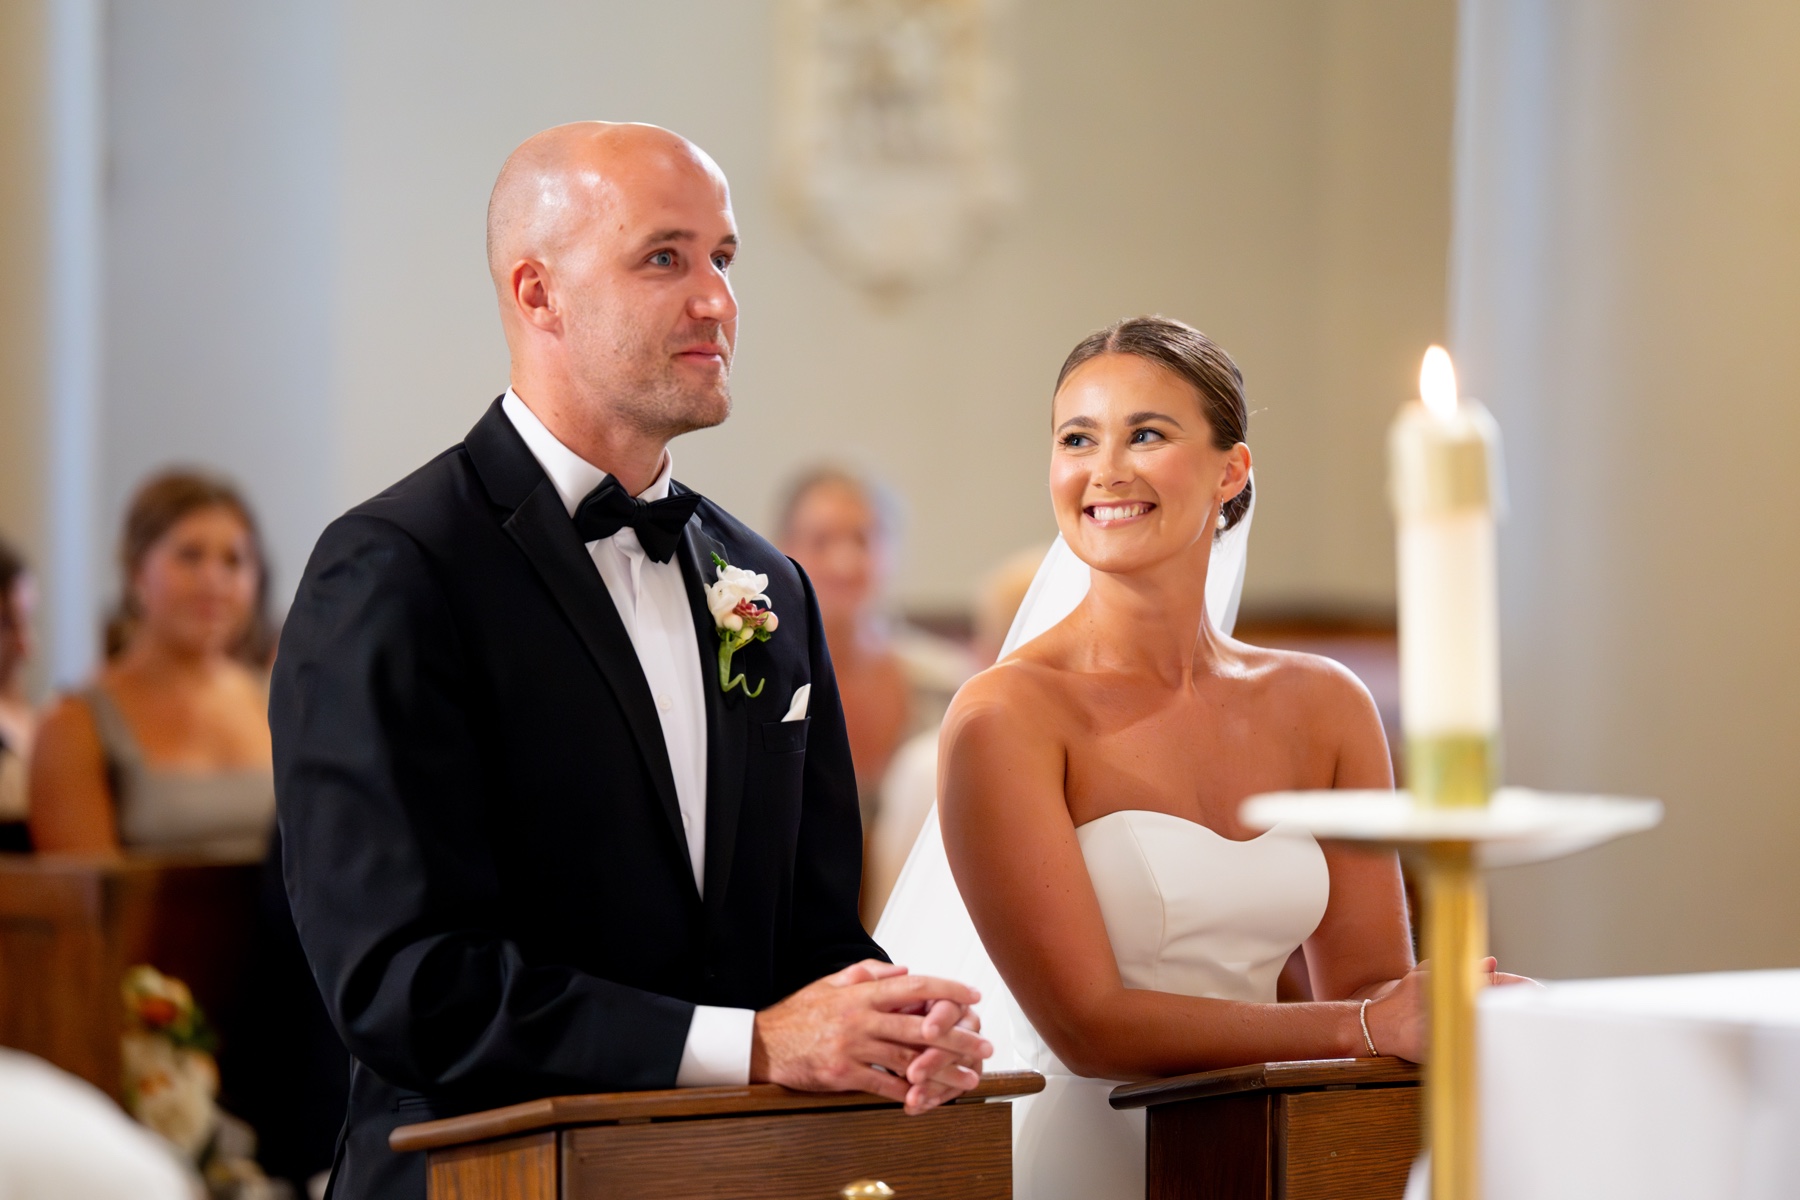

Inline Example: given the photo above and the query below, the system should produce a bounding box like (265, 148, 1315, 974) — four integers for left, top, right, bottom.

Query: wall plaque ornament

(777, 0, 1017, 298)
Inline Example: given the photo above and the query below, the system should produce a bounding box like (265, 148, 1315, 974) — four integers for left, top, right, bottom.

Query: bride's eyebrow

(1055, 415, 1099, 434)
(1126, 410, 1182, 426)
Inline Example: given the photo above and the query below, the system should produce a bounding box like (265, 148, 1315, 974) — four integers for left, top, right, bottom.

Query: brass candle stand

(1240, 788, 1661, 1200)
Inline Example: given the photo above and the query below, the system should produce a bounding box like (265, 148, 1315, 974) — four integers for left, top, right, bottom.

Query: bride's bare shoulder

(1231, 640, 1382, 724)
(940, 649, 1074, 751)
(1229, 641, 1392, 784)
(938, 653, 1072, 817)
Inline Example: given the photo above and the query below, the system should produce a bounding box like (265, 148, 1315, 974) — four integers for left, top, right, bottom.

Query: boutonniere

(706, 552, 779, 697)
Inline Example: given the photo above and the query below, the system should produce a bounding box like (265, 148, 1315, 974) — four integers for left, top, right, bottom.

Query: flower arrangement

(122, 965, 220, 1158)
(706, 552, 779, 697)
(122, 964, 278, 1199)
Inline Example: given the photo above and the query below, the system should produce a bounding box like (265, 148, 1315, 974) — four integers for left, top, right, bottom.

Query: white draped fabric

(0, 1049, 196, 1200)
(1480, 970, 1800, 1200)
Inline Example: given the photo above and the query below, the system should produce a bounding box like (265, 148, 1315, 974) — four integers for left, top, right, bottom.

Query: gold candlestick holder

(1240, 789, 1661, 1200)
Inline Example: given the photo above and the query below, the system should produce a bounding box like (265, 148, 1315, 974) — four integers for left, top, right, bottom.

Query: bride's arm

(1298, 665, 1420, 1044)
(939, 670, 1392, 1081)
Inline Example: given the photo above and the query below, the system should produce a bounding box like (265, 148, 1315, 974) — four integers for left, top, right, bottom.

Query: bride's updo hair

(1056, 315, 1253, 534)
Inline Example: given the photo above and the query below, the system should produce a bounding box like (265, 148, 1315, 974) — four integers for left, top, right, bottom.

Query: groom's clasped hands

(750, 960, 992, 1115)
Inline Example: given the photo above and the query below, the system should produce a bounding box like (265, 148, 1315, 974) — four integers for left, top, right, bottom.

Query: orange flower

(137, 995, 179, 1028)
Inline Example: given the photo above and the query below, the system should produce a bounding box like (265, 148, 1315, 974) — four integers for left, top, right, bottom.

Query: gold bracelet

(1359, 997, 1380, 1057)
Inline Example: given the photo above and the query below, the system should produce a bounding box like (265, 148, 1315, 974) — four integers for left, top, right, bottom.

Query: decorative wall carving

(777, 0, 1017, 299)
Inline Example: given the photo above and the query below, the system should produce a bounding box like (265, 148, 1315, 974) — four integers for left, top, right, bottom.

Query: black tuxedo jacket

(270, 399, 882, 1199)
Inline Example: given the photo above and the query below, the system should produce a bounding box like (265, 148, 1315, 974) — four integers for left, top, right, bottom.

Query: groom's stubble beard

(593, 317, 735, 442)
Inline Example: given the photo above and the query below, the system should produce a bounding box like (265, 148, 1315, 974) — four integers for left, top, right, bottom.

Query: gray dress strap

(81, 685, 146, 780)
(79, 684, 274, 858)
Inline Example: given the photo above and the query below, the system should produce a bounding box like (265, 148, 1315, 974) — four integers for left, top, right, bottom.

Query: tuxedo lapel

(468, 406, 692, 880)
(676, 512, 747, 919)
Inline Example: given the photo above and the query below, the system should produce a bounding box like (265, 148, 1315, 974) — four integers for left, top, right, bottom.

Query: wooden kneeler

(1112, 1058, 1422, 1200)
(392, 1070, 1044, 1200)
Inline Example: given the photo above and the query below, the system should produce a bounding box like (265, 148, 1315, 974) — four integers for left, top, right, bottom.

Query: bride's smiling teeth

(1085, 501, 1156, 523)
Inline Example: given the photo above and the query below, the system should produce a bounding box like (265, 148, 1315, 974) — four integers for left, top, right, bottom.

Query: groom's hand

(830, 962, 986, 1114)
(902, 996, 985, 1113)
(751, 960, 991, 1113)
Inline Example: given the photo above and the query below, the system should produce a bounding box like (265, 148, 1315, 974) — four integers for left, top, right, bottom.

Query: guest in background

(29, 470, 274, 856)
(0, 536, 37, 853)
(775, 467, 972, 833)
(863, 544, 1045, 922)
(26, 471, 345, 1193)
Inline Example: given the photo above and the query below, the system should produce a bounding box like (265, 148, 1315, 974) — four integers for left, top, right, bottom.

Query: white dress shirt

(502, 390, 754, 1087)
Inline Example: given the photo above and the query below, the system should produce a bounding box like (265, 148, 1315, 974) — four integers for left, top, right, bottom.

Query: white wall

(9, 1, 1456, 654)
(1452, 0, 1800, 976)
(328, 0, 1454, 612)
(97, 0, 337, 671)
(7, 0, 1457, 655)
(0, 0, 49, 624)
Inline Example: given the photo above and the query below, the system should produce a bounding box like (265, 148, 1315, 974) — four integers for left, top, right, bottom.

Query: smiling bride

(877, 316, 1526, 1200)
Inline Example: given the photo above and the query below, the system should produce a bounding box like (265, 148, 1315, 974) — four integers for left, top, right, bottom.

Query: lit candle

(1389, 347, 1503, 807)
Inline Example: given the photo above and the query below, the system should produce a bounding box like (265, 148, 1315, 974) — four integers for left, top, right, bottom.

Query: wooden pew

(1111, 1057, 1422, 1200)
(393, 1070, 1046, 1200)
(0, 852, 261, 1099)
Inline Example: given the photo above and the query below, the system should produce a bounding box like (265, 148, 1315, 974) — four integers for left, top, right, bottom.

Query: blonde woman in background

(30, 471, 275, 857)
(0, 536, 36, 852)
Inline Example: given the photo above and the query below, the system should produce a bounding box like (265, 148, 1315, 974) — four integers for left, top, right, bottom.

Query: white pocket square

(782, 684, 811, 722)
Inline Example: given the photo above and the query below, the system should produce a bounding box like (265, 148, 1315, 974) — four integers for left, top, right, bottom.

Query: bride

(878, 316, 1520, 1199)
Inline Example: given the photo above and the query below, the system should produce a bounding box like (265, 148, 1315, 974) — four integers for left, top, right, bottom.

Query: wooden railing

(0, 852, 261, 1099)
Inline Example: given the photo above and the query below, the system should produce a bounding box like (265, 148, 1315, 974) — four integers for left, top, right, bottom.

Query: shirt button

(657, 693, 673, 713)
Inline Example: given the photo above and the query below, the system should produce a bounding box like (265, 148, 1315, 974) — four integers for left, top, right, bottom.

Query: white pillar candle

(1389, 347, 1503, 807)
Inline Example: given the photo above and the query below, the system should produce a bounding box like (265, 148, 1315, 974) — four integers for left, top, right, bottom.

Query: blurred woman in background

(777, 468, 912, 807)
(24, 472, 344, 1192)
(776, 468, 971, 812)
(29, 471, 275, 857)
(0, 536, 36, 852)
(776, 468, 973, 926)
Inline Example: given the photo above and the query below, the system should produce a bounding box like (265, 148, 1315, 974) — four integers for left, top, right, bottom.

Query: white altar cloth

(1481, 969, 1800, 1200)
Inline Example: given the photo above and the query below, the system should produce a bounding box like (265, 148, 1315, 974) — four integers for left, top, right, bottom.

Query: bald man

(271, 123, 987, 1200)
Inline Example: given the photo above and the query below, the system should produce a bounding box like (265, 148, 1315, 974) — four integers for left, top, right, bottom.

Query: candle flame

(1420, 345, 1458, 419)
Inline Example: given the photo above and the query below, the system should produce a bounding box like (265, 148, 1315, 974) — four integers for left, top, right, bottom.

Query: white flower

(708, 552, 779, 697)
(706, 562, 770, 626)
(123, 1031, 219, 1158)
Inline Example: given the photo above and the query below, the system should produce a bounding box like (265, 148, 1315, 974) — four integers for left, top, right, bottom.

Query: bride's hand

(1363, 957, 1537, 1062)
(1362, 962, 1428, 1062)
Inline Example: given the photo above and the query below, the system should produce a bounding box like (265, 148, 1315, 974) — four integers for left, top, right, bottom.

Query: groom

(271, 122, 987, 1200)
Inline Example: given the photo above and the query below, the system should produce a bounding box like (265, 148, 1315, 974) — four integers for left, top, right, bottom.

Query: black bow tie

(573, 477, 703, 564)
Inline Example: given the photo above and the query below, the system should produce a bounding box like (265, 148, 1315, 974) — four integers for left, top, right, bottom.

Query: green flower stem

(718, 630, 765, 698)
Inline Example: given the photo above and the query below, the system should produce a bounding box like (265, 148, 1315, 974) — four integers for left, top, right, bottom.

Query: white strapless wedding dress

(873, 499, 1313, 1197)
(1008, 810, 1330, 1200)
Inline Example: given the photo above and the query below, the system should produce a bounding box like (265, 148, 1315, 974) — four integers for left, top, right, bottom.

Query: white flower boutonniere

(707, 551, 779, 697)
